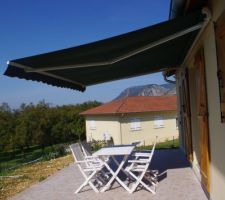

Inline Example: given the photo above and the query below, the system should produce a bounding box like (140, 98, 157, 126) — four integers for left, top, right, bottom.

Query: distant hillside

(115, 83, 176, 100)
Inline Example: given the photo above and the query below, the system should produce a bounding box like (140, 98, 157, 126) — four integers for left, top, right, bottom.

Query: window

(89, 120, 96, 130)
(215, 10, 225, 123)
(154, 116, 164, 128)
(130, 118, 141, 131)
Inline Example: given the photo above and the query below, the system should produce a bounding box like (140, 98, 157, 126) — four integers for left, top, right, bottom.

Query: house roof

(80, 96, 177, 115)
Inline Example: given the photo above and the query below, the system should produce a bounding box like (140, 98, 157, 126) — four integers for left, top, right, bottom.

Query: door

(179, 69, 193, 162)
(194, 48, 210, 194)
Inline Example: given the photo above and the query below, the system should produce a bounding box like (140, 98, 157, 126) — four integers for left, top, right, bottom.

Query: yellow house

(80, 96, 178, 145)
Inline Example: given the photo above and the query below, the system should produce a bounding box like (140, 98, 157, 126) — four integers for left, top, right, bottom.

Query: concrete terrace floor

(11, 149, 208, 200)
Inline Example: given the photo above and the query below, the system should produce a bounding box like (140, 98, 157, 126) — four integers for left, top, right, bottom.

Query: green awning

(4, 10, 206, 92)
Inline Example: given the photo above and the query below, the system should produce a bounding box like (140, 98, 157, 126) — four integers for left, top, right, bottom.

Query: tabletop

(93, 145, 135, 156)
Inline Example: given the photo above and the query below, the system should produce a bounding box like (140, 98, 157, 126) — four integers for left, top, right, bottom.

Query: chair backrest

(148, 140, 157, 163)
(131, 141, 141, 146)
(70, 143, 84, 162)
(80, 141, 92, 156)
(140, 140, 157, 171)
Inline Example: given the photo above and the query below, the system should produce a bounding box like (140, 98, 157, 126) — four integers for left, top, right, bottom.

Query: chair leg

(75, 170, 99, 194)
(139, 179, 156, 194)
(128, 171, 156, 194)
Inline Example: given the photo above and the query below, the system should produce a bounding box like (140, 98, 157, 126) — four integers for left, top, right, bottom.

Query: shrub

(42, 144, 68, 161)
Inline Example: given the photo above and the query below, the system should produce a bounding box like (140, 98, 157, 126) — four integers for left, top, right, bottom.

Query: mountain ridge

(114, 83, 176, 100)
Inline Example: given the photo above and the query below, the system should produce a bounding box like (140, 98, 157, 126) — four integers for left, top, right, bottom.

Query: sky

(0, 0, 171, 108)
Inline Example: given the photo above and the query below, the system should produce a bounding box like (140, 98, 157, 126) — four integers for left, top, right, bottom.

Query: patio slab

(10, 149, 208, 200)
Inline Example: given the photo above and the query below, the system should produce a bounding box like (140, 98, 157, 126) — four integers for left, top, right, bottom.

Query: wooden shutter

(215, 10, 225, 123)
(179, 68, 193, 162)
(194, 48, 210, 194)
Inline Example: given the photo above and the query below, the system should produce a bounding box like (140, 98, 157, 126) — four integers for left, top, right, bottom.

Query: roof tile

(80, 96, 176, 115)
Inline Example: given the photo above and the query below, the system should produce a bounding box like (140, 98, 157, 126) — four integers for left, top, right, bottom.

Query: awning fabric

(4, 10, 205, 92)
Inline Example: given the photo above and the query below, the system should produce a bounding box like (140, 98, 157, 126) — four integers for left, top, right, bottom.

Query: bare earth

(10, 149, 208, 200)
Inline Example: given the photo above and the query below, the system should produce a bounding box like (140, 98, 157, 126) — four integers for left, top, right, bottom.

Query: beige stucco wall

(120, 111, 178, 145)
(177, 1, 225, 199)
(85, 116, 121, 144)
(85, 111, 178, 146)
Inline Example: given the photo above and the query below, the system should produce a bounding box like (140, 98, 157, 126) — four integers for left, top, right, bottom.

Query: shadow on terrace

(11, 149, 207, 200)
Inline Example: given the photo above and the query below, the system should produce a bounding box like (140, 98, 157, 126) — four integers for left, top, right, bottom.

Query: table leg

(101, 155, 130, 192)
(111, 156, 129, 176)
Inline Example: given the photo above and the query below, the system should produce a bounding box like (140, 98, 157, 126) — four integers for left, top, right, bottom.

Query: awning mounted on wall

(4, 10, 207, 92)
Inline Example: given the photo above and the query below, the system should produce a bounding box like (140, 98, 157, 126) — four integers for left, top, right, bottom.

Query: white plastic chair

(80, 141, 92, 156)
(125, 140, 157, 194)
(70, 143, 104, 193)
(80, 141, 111, 183)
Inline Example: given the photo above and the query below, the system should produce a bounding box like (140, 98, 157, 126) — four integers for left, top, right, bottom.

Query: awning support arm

(180, 7, 211, 67)
(18, 22, 204, 73)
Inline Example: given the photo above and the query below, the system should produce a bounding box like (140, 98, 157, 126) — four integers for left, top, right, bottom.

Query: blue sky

(0, 0, 170, 108)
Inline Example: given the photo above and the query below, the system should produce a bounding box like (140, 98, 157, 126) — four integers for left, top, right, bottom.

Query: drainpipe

(163, 71, 176, 84)
(163, 8, 211, 85)
(119, 114, 124, 145)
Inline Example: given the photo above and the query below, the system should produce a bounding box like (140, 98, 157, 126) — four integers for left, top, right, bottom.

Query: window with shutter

(154, 116, 164, 128)
(90, 120, 96, 130)
(215, 10, 225, 123)
(130, 118, 141, 131)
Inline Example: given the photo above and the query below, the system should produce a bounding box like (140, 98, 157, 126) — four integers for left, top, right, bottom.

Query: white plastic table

(93, 145, 135, 192)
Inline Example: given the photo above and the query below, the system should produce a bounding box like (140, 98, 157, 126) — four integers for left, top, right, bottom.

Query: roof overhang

(4, 10, 208, 92)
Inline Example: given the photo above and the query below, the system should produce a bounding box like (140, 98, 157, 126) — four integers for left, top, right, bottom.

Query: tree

(0, 100, 102, 153)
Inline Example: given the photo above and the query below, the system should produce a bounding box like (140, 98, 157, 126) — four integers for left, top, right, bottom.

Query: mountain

(115, 83, 176, 100)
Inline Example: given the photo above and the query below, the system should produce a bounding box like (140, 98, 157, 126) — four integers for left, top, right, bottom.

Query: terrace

(10, 149, 207, 200)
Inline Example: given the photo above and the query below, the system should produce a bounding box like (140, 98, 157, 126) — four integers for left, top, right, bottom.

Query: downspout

(163, 8, 211, 84)
(119, 113, 124, 145)
(163, 71, 176, 84)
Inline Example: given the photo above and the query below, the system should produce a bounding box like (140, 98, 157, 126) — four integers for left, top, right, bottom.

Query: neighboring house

(80, 96, 178, 145)
(165, 0, 225, 199)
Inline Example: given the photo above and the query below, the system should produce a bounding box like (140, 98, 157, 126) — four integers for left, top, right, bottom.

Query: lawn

(0, 154, 73, 200)
(135, 138, 179, 150)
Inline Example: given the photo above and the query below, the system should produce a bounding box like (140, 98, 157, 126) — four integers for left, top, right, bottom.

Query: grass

(135, 138, 179, 150)
(0, 147, 43, 172)
(0, 154, 73, 200)
(0, 144, 68, 172)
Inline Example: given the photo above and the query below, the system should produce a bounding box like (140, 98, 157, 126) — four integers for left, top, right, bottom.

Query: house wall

(85, 111, 178, 146)
(85, 116, 121, 144)
(177, 1, 225, 199)
(120, 111, 178, 145)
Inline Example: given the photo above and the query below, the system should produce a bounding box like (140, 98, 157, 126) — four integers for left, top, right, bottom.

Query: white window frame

(130, 118, 141, 131)
(89, 120, 96, 130)
(153, 116, 164, 128)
